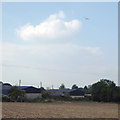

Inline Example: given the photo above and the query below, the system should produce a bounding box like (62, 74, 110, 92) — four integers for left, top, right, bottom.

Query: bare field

(2, 102, 118, 118)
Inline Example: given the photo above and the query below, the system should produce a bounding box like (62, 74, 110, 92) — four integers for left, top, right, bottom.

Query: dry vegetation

(2, 102, 118, 118)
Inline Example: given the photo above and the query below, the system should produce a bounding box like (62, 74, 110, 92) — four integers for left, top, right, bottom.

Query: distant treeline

(60, 79, 120, 102)
(2, 79, 120, 103)
(91, 79, 120, 102)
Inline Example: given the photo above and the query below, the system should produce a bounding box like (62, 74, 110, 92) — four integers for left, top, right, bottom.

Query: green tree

(40, 87, 45, 94)
(84, 86, 88, 94)
(84, 86, 88, 90)
(72, 84, 78, 89)
(42, 90, 51, 99)
(118, 87, 120, 102)
(59, 84, 65, 89)
(91, 79, 118, 102)
(8, 86, 25, 102)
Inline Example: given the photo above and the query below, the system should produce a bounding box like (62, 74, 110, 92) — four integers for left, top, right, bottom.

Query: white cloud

(58, 11, 65, 19)
(79, 47, 102, 55)
(2, 42, 102, 64)
(17, 11, 82, 41)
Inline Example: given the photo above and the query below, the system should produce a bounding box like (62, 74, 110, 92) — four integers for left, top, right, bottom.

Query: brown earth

(2, 102, 118, 118)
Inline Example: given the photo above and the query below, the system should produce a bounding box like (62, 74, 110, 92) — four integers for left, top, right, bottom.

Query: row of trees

(91, 79, 120, 102)
(59, 79, 120, 102)
(59, 83, 89, 91)
(2, 79, 120, 103)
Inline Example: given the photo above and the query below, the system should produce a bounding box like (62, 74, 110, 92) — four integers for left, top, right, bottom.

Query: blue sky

(2, 2, 118, 88)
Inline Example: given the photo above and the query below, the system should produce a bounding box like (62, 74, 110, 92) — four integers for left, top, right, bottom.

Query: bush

(2, 95, 10, 102)
(8, 86, 25, 102)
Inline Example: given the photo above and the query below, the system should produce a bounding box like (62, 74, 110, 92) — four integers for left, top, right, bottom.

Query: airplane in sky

(84, 17, 89, 20)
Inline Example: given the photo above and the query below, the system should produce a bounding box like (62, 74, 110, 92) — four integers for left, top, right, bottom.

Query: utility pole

(19, 80, 21, 86)
(40, 82, 42, 88)
(52, 84, 53, 89)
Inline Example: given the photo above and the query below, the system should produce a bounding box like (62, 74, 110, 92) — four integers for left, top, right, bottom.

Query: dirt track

(2, 102, 118, 118)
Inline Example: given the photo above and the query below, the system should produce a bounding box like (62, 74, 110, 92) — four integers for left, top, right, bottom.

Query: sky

(1, 2, 118, 89)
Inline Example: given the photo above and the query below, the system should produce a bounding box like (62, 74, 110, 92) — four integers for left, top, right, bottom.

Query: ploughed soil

(2, 102, 118, 118)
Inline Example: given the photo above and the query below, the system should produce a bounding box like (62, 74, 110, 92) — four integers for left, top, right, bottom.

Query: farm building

(49, 89, 85, 98)
(2, 86, 12, 95)
(1, 82, 85, 100)
(3, 83, 12, 86)
(2, 85, 42, 100)
(23, 86, 42, 100)
(49, 89, 74, 96)
(69, 89, 85, 98)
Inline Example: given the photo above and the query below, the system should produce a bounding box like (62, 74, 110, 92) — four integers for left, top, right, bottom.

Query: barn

(49, 89, 74, 96)
(2, 86, 11, 95)
(49, 89, 85, 98)
(69, 89, 85, 98)
(23, 86, 42, 100)
(2, 85, 42, 100)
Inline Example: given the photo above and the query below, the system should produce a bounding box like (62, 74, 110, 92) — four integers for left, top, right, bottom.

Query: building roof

(3, 83, 12, 86)
(17, 86, 33, 89)
(23, 86, 41, 93)
(2, 86, 40, 95)
(69, 89, 84, 96)
(49, 89, 85, 96)
(49, 89, 75, 93)
(2, 86, 12, 95)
